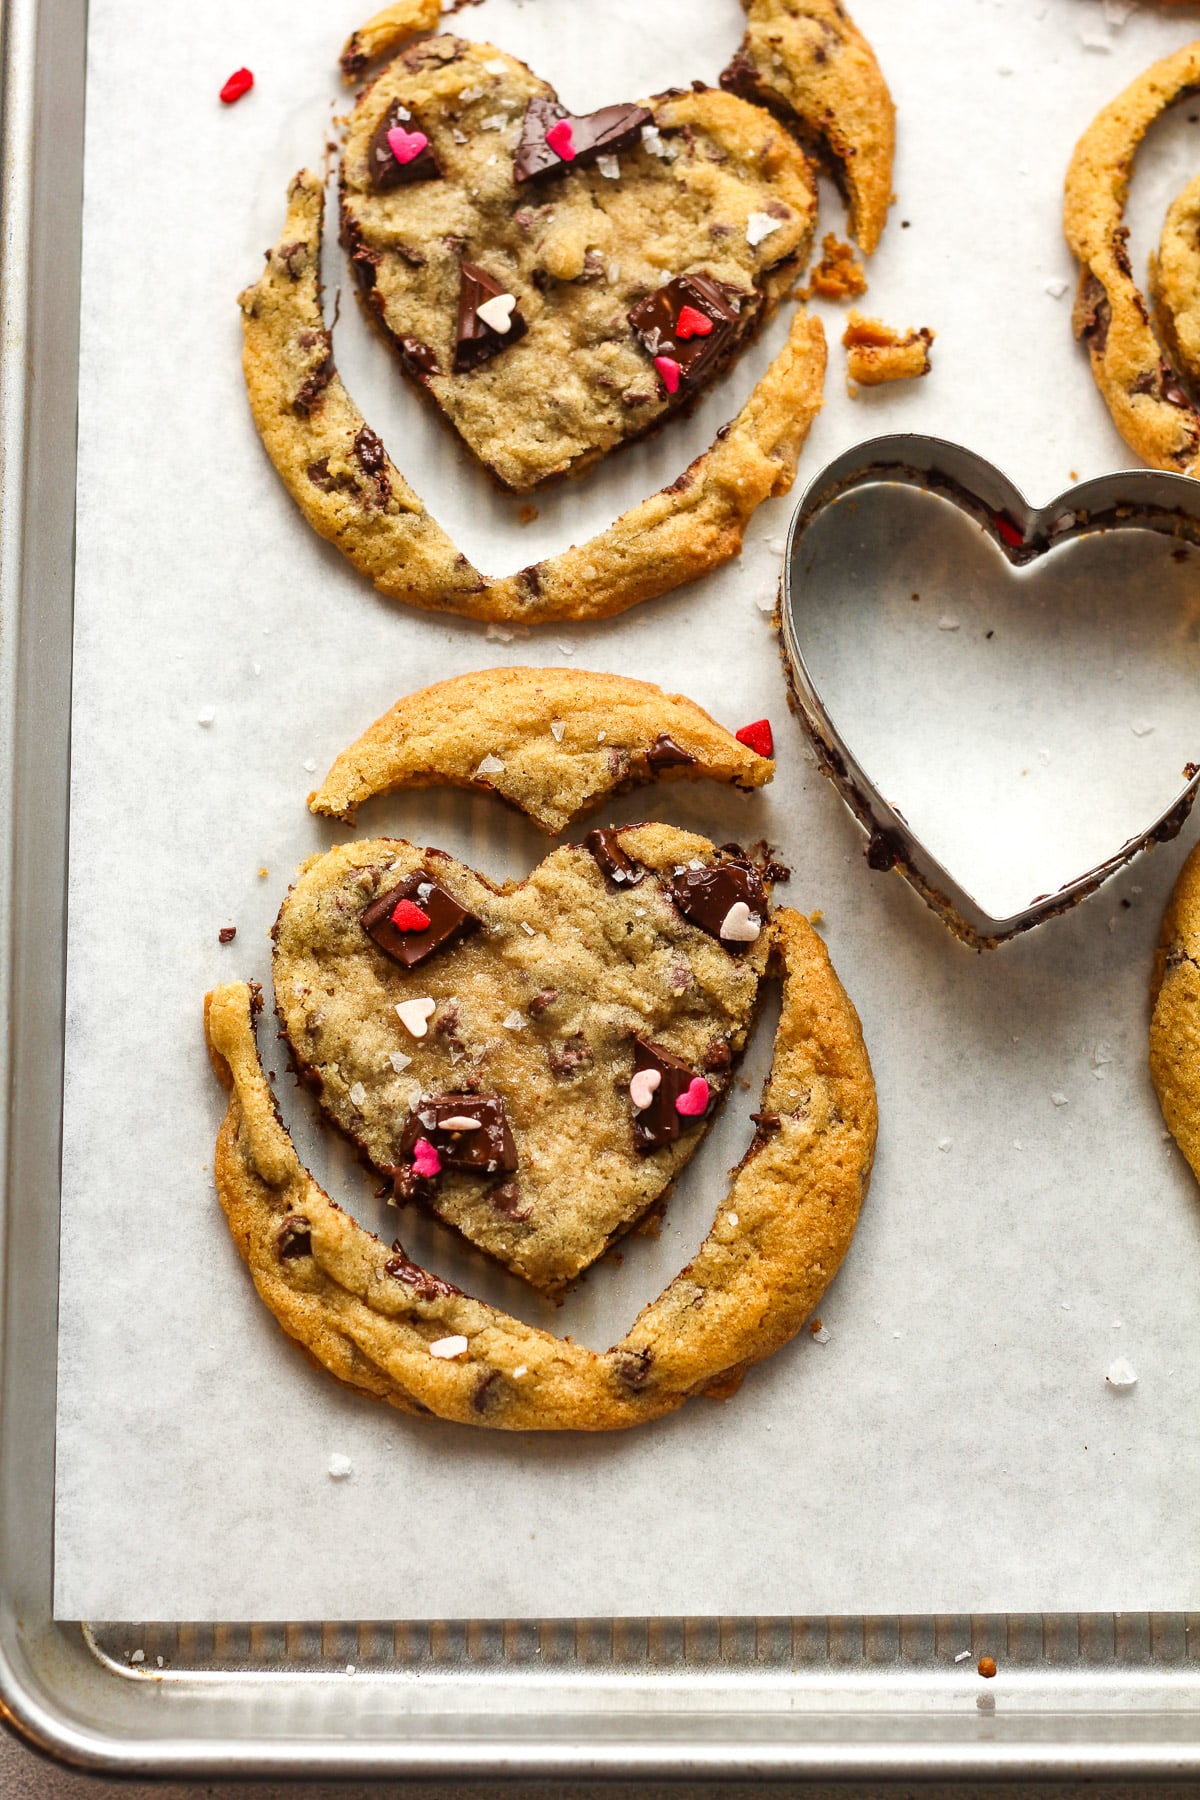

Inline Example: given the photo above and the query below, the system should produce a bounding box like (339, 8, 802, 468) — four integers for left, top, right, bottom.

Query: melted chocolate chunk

(455, 262, 528, 372)
(514, 95, 651, 183)
(628, 273, 742, 393)
(399, 1095, 518, 1175)
(489, 1179, 532, 1222)
(369, 99, 443, 190)
(361, 872, 480, 968)
(400, 336, 440, 378)
(547, 1032, 594, 1080)
(630, 1037, 708, 1154)
(670, 859, 767, 945)
(611, 1345, 654, 1390)
(703, 1037, 732, 1073)
(218, 926, 237, 944)
(277, 1214, 312, 1260)
(645, 733, 696, 770)
(384, 1241, 462, 1300)
(584, 826, 645, 887)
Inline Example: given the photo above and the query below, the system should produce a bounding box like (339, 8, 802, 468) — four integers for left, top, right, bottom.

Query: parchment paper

(54, 0, 1200, 1621)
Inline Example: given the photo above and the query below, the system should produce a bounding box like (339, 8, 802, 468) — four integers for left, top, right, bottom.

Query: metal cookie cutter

(779, 434, 1200, 949)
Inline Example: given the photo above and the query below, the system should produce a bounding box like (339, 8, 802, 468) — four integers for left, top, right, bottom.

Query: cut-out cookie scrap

(721, 0, 895, 255)
(272, 829, 777, 1295)
(1151, 840, 1200, 1182)
(205, 907, 876, 1430)
(340, 39, 817, 489)
(340, 0, 440, 83)
(239, 170, 826, 622)
(1065, 42, 1200, 475)
(309, 667, 774, 831)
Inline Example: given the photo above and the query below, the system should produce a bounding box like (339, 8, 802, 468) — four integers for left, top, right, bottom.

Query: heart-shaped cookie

(273, 827, 777, 1295)
(339, 36, 817, 489)
(781, 435, 1200, 947)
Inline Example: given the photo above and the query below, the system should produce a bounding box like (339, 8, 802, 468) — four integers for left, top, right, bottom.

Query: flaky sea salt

(937, 1137, 952, 1152)
(476, 753, 505, 775)
(348, 1082, 367, 1108)
(303, 758, 317, 773)
(520, 921, 535, 936)
(954, 1649, 971, 1663)
(130, 1649, 145, 1665)
(429, 1335, 469, 1360)
(746, 211, 781, 247)
(1045, 278, 1069, 299)
(328, 1453, 353, 1479)
(596, 153, 620, 178)
(486, 623, 516, 642)
(480, 113, 508, 131)
(197, 706, 216, 726)
(550, 719, 566, 742)
(641, 123, 671, 157)
(503, 1009, 526, 1030)
(1106, 1358, 1137, 1390)
(937, 615, 960, 631)
(388, 1050, 412, 1074)
(1131, 721, 1154, 737)
(811, 1324, 831, 1345)
(1051, 1092, 1069, 1108)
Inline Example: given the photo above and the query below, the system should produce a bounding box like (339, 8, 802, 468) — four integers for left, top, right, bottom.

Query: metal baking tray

(6, 0, 1200, 1779)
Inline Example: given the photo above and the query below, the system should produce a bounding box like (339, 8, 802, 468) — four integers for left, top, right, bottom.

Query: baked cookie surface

(340, 37, 817, 490)
(206, 905, 876, 1430)
(309, 666, 774, 832)
(1151, 841, 1200, 1181)
(1065, 42, 1200, 475)
(272, 829, 778, 1295)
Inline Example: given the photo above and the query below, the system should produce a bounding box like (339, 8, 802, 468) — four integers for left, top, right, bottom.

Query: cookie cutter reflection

(779, 433, 1200, 949)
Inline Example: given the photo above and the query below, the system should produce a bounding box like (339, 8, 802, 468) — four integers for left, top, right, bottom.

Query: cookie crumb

(977, 1656, 997, 1679)
(328, 1452, 353, 1479)
(258, 867, 269, 879)
(518, 504, 539, 524)
(843, 311, 934, 386)
(804, 233, 866, 301)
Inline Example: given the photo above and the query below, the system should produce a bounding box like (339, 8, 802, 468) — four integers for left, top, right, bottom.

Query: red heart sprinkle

(675, 304, 713, 340)
(994, 511, 1023, 549)
(390, 899, 431, 932)
(387, 125, 430, 165)
(545, 119, 576, 161)
(654, 355, 682, 395)
(735, 719, 774, 758)
(219, 67, 254, 105)
(675, 1077, 710, 1118)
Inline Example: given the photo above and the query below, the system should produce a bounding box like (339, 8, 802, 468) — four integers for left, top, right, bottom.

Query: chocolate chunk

(399, 1095, 518, 1174)
(354, 424, 387, 477)
(455, 262, 528, 372)
(703, 1037, 732, 1073)
(645, 733, 696, 770)
(611, 1345, 654, 1390)
(400, 336, 440, 378)
(670, 859, 767, 946)
(361, 872, 480, 968)
(1072, 274, 1111, 357)
(369, 99, 442, 190)
(528, 987, 559, 1017)
(630, 1037, 708, 1154)
(628, 273, 742, 393)
(277, 1215, 312, 1260)
(489, 1179, 532, 1222)
(547, 1032, 594, 1080)
(751, 1111, 782, 1135)
(584, 826, 645, 887)
(384, 1241, 462, 1299)
(514, 95, 651, 183)
(292, 335, 334, 415)
(218, 926, 237, 944)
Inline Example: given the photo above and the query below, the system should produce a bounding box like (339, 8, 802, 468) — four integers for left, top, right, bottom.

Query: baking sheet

(54, 0, 1200, 1621)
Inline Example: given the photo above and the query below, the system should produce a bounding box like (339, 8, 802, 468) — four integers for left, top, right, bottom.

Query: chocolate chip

(277, 1215, 312, 1260)
(669, 860, 767, 945)
(400, 336, 440, 378)
(218, 926, 237, 944)
(292, 334, 334, 414)
(384, 1242, 462, 1300)
(751, 1110, 781, 1135)
(584, 826, 645, 887)
(628, 273, 743, 395)
(353, 424, 387, 477)
(703, 1038, 732, 1073)
(455, 261, 528, 371)
(398, 1095, 518, 1174)
(548, 1033, 594, 1080)
(514, 95, 651, 183)
(528, 988, 559, 1017)
(645, 733, 696, 770)
(489, 1179, 532, 1222)
(611, 1345, 653, 1390)
(1072, 274, 1111, 356)
(472, 1369, 502, 1413)
(361, 872, 480, 968)
(630, 1037, 707, 1154)
(369, 99, 443, 190)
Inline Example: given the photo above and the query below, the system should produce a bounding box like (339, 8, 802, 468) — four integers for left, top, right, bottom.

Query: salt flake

(430, 1335, 469, 1359)
(328, 1453, 353, 1479)
(1106, 1358, 1137, 1390)
(476, 753, 505, 775)
(937, 615, 961, 631)
(550, 719, 566, 742)
(388, 1050, 413, 1074)
(746, 211, 781, 247)
(1045, 278, 1069, 299)
(197, 706, 216, 726)
(503, 1009, 526, 1030)
(596, 153, 620, 179)
(486, 623, 516, 643)
(348, 1081, 367, 1107)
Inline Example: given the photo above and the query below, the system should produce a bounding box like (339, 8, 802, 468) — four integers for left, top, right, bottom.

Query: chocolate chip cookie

(309, 666, 775, 832)
(272, 828, 778, 1295)
(205, 904, 876, 1429)
(1151, 840, 1200, 1181)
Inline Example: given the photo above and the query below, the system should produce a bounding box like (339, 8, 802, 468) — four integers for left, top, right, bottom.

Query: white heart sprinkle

(395, 997, 436, 1038)
(439, 1115, 482, 1131)
(746, 211, 781, 247)
(629, 1068, 662, 1112)
(429, 1335, 469, 1360)
(719, 901, 761, 943)
(475, 292, 517, 333)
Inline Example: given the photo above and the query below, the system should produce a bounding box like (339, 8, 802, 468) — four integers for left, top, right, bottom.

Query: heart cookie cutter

(779, 434, 1200, 949)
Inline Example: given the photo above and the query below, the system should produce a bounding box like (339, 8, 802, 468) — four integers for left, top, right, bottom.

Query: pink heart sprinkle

(545, 118, 576, 161)
(674, 1077, 710, 1118)
(412, 1137, 441, 1178)
(387, 125, 430, 165)
(654, 355, 682, 395)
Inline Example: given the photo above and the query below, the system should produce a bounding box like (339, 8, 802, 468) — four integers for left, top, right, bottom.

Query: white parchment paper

(55, 0, 1200, 1621)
